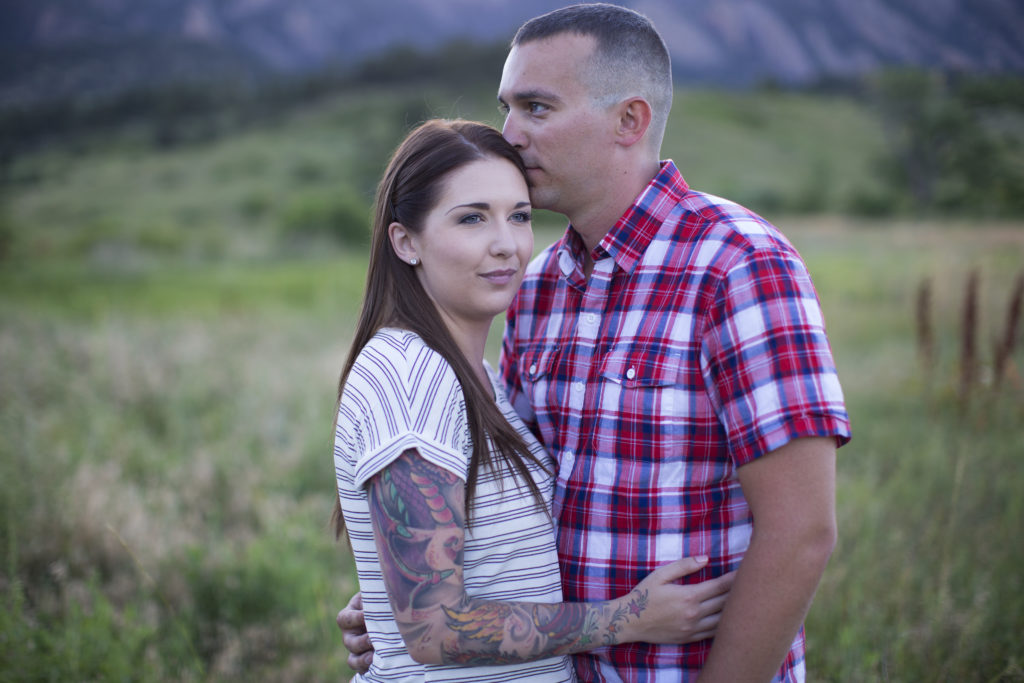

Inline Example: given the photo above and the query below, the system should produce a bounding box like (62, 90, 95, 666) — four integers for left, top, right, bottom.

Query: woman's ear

(388, 222, 419, 265)
(615, 97, 652, 148)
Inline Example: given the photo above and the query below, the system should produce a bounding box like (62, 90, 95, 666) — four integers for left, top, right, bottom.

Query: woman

(332, 119, 723, 681)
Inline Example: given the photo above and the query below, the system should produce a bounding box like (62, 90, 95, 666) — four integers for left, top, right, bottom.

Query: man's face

(498, 33, 615, 218)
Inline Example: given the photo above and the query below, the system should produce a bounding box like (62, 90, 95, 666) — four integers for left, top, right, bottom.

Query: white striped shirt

(334, 328, 576, 682)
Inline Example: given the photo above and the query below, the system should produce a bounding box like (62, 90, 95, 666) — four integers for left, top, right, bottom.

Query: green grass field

(1, 84, 1022, 681)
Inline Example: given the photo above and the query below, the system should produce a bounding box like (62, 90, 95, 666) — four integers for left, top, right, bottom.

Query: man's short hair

(512, 3, 673, 149)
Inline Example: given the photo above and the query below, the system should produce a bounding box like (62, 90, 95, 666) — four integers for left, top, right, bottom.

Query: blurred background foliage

(1, 32, 1023, 683)
(3, 40, 1024, 270)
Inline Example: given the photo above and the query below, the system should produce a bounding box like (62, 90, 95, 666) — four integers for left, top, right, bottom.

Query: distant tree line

(856, 69, 1024, 218)
(0, 39, 509, 164)
(2, 40, 1022, 219)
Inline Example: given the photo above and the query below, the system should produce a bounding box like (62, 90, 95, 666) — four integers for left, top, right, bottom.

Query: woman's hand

(336, 555, 734, 672)
(621, 557, 735, 645)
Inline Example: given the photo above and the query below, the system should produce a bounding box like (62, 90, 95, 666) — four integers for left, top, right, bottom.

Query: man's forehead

(499, 37, 590, 98)
(508, 32, 596, 65)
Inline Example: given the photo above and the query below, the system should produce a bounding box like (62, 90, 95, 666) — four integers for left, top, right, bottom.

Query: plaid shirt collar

(556, 160, 690, 282)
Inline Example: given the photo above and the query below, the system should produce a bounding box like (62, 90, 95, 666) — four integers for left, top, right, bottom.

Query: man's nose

(502, 114, 525, 149)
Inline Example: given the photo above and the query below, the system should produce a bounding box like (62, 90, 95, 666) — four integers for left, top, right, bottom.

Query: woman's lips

(480, 268, 518, 285)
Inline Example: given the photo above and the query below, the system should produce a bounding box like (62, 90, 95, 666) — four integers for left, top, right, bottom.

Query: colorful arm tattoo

(368, 450, 464, 613)
(367, 449, 653, 666)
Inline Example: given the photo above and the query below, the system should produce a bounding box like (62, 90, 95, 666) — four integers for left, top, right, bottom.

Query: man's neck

(569, 158, 662, 253)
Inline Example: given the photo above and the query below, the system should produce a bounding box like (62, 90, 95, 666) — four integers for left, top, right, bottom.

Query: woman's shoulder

(364, 326, 423, 352)
(359, 327, 433, 364)
(355, 328, 454, 385)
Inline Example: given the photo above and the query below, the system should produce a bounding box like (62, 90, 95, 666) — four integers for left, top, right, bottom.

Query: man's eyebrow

(498, 89, 562, 105)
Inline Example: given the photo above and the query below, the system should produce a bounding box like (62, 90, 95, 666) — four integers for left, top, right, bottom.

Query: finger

(343, 631, 372, 653)
(683, 612, 723, 643)
(649, 556, 710, 582)
(337, 607, 367, 631)
(347, 649, 374, 673)
(687, 569, 737, 601)
(688, 628, 717, 643)
(697, 592, 730, 616)
(699, 609, 724, 629)
(337, 591, 364, 629)
(712, 569, 737, 588)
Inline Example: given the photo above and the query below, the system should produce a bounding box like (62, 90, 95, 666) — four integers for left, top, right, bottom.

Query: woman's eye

(511, 211, 532, 223)
(458, 213, 484, 225)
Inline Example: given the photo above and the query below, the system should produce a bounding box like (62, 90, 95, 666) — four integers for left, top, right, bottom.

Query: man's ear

(615, 97, 652, 148)
(388, 222, 418, 265)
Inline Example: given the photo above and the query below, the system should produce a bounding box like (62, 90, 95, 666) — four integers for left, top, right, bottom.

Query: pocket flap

(599, 347, 678, 388)
(521, 344, 559, 382)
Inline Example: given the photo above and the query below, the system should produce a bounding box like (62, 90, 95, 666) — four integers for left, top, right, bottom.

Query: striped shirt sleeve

(345, 329, 471, 488)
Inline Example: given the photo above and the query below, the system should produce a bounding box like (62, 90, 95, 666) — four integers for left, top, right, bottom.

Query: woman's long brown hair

(331, 119, 548, 539)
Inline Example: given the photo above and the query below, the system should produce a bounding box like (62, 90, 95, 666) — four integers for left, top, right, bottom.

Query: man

(340, 4, 850, 681)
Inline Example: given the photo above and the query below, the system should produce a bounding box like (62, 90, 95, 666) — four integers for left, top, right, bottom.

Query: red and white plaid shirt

(500, 161, 851, 682)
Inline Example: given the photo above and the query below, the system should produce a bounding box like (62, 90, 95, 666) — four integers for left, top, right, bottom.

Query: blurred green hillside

(8, 82, 870, 267)
(3, 46, 1023, 272)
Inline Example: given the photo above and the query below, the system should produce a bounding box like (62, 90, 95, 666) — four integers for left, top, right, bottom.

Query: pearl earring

(409, 258, 419, 266)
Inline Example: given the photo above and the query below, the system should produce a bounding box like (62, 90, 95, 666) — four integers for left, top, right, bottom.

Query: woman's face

(395, 156, 533, 338)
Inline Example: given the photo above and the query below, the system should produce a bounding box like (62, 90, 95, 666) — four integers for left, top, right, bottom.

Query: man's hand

(336, 591, 373, 673)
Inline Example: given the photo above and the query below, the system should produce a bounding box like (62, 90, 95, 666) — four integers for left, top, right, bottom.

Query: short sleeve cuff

(353, 432, 468, 489)
(731, 413, 852, 467)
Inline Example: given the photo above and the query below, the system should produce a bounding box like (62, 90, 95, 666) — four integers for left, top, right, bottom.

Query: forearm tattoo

(368, 449, 652, 665)
(440, 592, 652, 665)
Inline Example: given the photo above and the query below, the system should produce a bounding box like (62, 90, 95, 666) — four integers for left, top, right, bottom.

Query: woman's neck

(443, 319, 492, 392)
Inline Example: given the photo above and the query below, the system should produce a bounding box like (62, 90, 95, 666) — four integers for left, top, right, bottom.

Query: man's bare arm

(697, 436, 837, 682)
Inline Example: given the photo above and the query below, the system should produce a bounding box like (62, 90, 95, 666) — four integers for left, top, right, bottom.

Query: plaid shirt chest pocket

(518, 344, 564, 433)
(595, 345, 686, 458)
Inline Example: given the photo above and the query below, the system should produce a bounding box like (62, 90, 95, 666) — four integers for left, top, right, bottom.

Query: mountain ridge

(3, 0, 1023, 107)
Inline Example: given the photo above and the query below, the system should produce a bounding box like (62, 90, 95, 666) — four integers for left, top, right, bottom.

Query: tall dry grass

(1, 304, 359, 681)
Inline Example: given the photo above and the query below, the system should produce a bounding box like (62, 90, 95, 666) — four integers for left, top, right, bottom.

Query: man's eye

(528, 102, 548, 115)
(498, 102, 511, 115)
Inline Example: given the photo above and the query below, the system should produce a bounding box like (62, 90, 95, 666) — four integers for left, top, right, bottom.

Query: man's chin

(527, 187, 558, 212)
